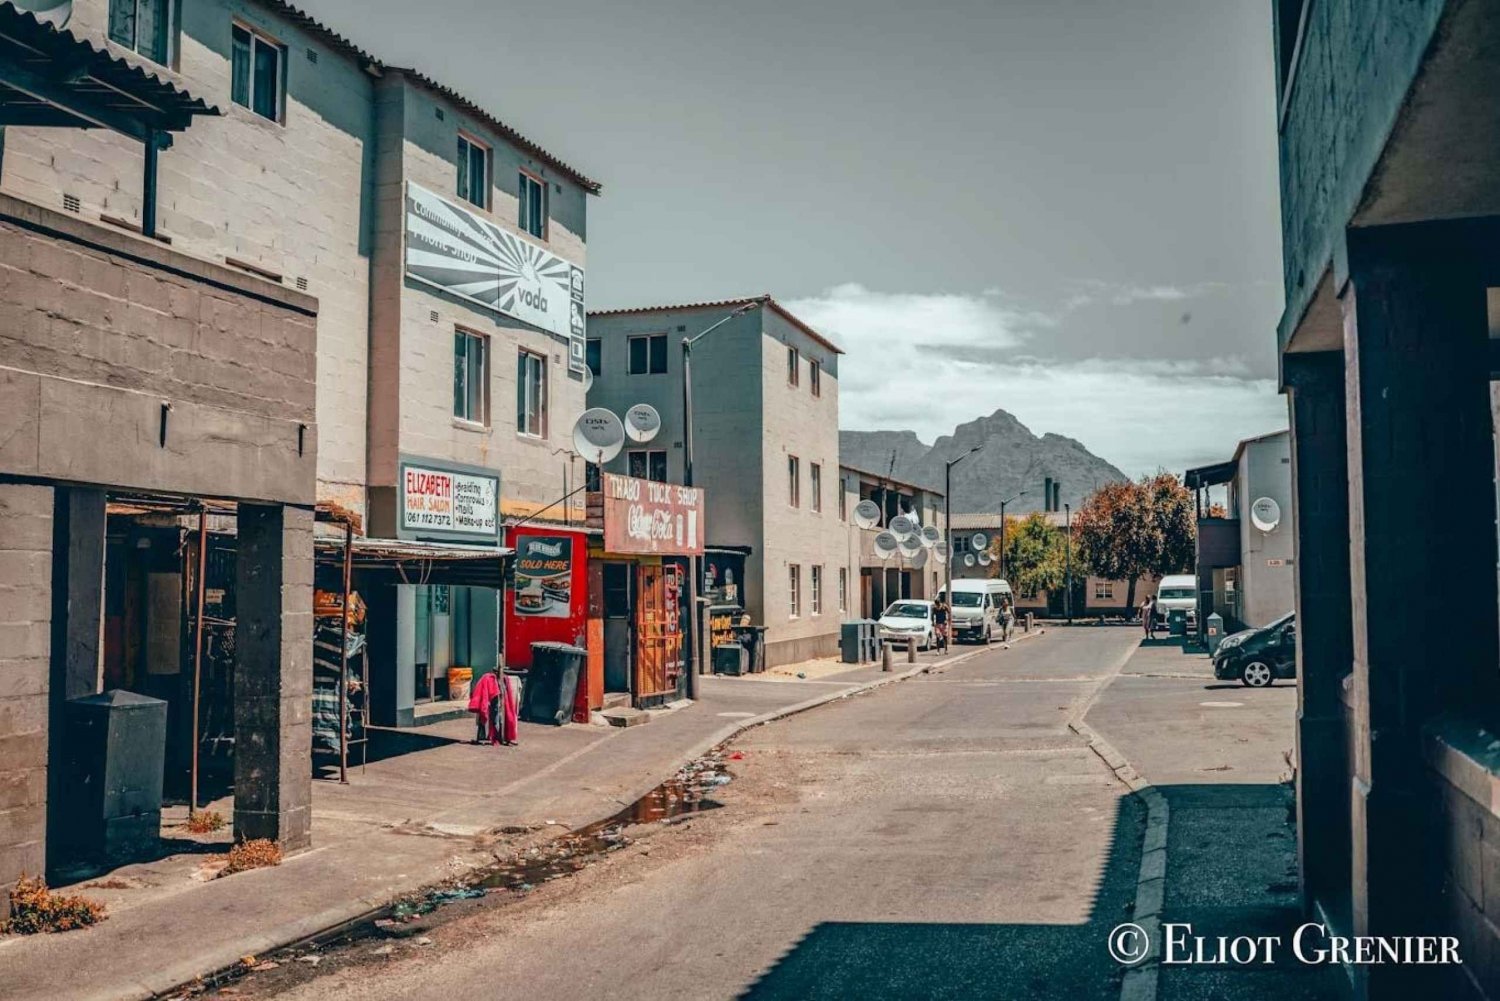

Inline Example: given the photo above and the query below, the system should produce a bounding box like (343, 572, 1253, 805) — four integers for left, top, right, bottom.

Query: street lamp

(1064, 501, 1073, 625)
(943, 444, 984, 652)
(998, 491, 1026, 583)
(681, 297, 770, 698)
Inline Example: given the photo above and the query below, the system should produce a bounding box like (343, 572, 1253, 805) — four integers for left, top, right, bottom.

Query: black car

(1212, 613, 1296, 687)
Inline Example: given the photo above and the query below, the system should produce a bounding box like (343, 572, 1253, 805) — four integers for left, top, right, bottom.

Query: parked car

(1213, 612, 1296, 687)
(878, 600, 936, 651)
(935, 579, 1013, 643)
(1154, 574, 1198, 631)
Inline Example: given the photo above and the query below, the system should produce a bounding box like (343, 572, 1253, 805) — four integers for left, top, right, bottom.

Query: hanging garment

(468, 671, 502, 745)
(499, 672, 520, 746)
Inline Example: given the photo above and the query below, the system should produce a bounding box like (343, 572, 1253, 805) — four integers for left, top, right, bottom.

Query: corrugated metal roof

(588, 296, 845, 356)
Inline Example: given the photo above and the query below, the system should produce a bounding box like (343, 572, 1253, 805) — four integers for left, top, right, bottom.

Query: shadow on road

(737, 781, 1342, 1001)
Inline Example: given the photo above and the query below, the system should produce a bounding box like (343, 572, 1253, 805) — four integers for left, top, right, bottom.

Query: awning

(314, 537, 512, 589)
(1184, 460, 1237, 490)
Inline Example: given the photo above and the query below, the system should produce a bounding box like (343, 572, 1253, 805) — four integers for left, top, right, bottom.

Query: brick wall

(0, 484, 52, 913)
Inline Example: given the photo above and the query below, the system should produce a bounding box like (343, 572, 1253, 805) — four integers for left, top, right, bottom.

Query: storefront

(502, 526, 592, 719)
(586, 473, 704, 707)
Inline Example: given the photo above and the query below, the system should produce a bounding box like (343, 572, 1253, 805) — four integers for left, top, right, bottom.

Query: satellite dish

(910, 548, 929, 569)
(898, 533, 922, 558)
(977, 550, 993, 566)
(581, 366, 594, 393)
(1250, 497, 1282, 533)
(970, 532, 989, 552)
(624, 403, 661, 443)
(920, 525, 942, 549)
(572, 408, 625, 465)
(934, 540, 950, 560)
(853, 500, 881, 530)
(12, 0, 72, 26)
(963, 553, 977, 568)
(889, 514, 916, 540)
(905, 507, 922, 529)
(873, 531, 899, 560)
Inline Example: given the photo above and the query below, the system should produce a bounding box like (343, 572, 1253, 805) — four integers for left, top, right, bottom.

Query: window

(585, 338, 601, 377)
(953, 535, 970, 554)
(110, 0, 175, 64)
(838, 567, 848, 612)
(811, 566, 823, 616)
(585, 462, 600, 492)
(789, 565, 801, 618)
(788, 456, 800, 508)
(787, 346, 799, 386)
(627, 334, 668, 375)
(838, 476, 847, 520)
(628, 450, 667, 483)
(453, 329, 487, 424)
(231, 23, 284, 122)
(457, 135, 489, 209)
(516, 349, 547, 437)
(810, 360, 821, 397)
(1094, 580, 1114, 600)
(810, 463, 822, 513)
(518, 171, 546, 238)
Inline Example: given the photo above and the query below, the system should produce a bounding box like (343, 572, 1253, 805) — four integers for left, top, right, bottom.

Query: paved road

(230, 628, 1170, 1000)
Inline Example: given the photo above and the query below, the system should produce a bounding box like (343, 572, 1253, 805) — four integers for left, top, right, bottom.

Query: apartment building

(586, 298, 846, 666)
(0, 3, 598, 721)
(840, 465, 945, 617)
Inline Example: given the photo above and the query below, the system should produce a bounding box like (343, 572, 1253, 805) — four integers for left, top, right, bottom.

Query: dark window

(110, 0, 174, 64)
(585, 462, 601, 492)
(1276, 0, 1308, 99)
(811, 463, 822, 513)
(787, 346, 799, 386)
(457, 135, 489, 209)
(788, 456, 800, 508)
(519, 171, 546, 238)
(810, 360, 821, 397)
(585, 338, 601, 377)
(517, 349, 547, 437)
(453, 330, 487, 424)
(628, 450, 668, 483)
(231, 23, 284, 122)
(628, 334, 667, 375)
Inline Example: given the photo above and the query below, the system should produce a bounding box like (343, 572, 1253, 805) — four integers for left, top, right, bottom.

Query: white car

(878, 600, 935, 651)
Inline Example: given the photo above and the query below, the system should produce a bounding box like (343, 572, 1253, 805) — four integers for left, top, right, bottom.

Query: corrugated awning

(1184, 460, 1237, 489)
(314, 537, 512, 589)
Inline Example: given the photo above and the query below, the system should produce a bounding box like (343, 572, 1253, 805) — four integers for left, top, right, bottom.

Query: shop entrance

(635, 563, 682, 703)
(602, 563, 633, 695)
(412, 584, 453, 703)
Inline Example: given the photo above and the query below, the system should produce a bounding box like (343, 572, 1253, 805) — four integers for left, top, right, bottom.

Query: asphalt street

(223, 627, 1302, 1001)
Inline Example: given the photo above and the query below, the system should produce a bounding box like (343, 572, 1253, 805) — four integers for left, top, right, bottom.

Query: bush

(3, 875, 106, 934)
(186, 810, 226, 834)
(220, 838, 282, 877)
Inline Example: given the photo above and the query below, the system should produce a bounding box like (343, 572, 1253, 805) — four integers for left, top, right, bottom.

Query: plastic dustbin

(840, 622, 864, 663)
(522, 643, 586, 725)
(60, 690, 167, 862)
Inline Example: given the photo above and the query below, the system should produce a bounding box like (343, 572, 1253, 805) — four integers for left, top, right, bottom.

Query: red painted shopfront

(503, 526, 596, 720)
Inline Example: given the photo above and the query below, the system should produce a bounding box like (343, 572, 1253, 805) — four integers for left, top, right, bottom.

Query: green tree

(999, 512, 1067, 598)
(1074, 473, 1196, 614)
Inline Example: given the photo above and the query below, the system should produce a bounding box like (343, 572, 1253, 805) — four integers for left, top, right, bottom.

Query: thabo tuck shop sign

(603, 473, 705, 555)
(400, 461, 499, 541)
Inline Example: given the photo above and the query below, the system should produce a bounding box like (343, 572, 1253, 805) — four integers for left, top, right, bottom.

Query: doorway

(602, 563, 632, 695)
(412, 584, 453, 703)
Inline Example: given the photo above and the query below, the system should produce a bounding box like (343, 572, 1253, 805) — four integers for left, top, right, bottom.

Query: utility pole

(998, 491, 1026, 583)
(1064, 501, 1073, 625)
(681, 297, 769, 697)
(943, 445, 984, 651)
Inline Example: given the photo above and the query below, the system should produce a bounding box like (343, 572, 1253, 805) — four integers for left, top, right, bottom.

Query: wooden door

(635, 564, 681, 701)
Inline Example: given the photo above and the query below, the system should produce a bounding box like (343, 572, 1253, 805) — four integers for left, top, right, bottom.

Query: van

(1155, 574, 1198, 630)
(938, 579, 1014, 643)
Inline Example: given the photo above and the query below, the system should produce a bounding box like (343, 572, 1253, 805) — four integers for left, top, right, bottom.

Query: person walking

(933, 596, 950, 651)
(1140, 595, 1157, 639)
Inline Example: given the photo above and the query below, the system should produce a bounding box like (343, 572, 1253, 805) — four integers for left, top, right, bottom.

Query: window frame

(810, 462, 822, 513)
(788, 455, 800, 508)
(1094, 580, 1114, 600)
(789, 564, 801, 619)
(518, 169, 548, 240)
(810, 359, 821, 397)
(627, 449, 668, 483)
(585, 338, 602, 377)
(456, 133, 491, 210)
(452, 327, 489, 427)
(230, 20, 286, 124)
(811, 565, 823, 616)
(787, 345, 799, 386)
(516, 348, 548, 439)
(838, 476, 847, 521)
(627, 333, 668, 375)
(838, 567, 848, 613)
(110, 0, 178, 67)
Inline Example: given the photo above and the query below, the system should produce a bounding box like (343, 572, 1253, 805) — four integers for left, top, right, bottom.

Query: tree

(1073, 473, 1196, 614)
(999, 512, 1067, 598)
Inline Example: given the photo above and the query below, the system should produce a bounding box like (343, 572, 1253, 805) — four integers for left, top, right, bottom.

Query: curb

(146, 633, 1038, 1001)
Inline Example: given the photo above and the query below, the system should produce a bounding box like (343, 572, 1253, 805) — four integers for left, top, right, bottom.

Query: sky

(304, 0, 1289, 478)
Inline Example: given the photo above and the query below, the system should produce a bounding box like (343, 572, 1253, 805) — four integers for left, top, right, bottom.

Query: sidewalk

(1083, 636, 1341, 1001)
(0, 643, 993, 1001)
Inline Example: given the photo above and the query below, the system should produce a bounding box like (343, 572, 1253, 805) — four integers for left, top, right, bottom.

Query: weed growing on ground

(2, 874, 106, 934)
(220, 839, 283, 877)
(187, 810, 226, 834)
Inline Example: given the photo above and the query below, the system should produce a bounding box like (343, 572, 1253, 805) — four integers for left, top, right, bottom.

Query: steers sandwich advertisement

(513, 536, 573, 618)
(602, 473, 705, 555)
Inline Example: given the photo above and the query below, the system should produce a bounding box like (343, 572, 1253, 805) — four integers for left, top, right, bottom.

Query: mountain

(841, 409, 1129, 514)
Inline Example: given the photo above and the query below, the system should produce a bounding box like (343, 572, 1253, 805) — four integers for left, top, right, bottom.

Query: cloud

(1062, 279, 1230, 310)
(787, 284, 1286, 478)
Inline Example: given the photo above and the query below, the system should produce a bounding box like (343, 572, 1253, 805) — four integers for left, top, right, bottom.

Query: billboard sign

(513, 535, 573, 617)
(602, 473, 705, 555)
(403, 182, 586, 369)
(399, 459, 500, 542)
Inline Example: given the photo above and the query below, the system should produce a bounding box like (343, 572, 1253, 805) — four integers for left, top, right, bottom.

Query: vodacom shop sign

(399, 458, 500, 543)
(602, 473, 705, 556)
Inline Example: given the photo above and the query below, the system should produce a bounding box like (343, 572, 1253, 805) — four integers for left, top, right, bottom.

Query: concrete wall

(0, 484, 52, 914)
(0, 195, 318, 505)
(1233, 433, 1296, 627)
(1, 0, 374, 516)
(1274, 0, 1446, 347)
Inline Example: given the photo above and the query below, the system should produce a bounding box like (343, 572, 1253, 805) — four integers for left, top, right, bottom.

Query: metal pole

(189, 508, 206, 816)
(339, 521, 352, 784)
(1065, 502, 1073, 625)
(142, 132, 159, 239)
(943, 460, 952, 653)
(682, 339, 699, 700)
(999, 500, 1007, 583)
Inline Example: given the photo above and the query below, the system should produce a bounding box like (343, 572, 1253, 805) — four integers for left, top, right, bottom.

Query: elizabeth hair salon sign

(400, 460, 500, 542)
(602, 473, 705, 556)
(403, 181, 587, 373)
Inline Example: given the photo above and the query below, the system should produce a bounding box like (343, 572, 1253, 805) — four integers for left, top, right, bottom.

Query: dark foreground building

(1273, 1, 1500, 997)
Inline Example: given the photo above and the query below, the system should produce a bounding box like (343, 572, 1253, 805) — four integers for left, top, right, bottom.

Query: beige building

(840, 465, 946, 617)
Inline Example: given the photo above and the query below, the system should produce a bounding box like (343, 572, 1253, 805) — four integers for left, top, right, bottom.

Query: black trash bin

(840, 621, 864, 663)
(522, 642, 586, 725)
(60, 689, 167, 862)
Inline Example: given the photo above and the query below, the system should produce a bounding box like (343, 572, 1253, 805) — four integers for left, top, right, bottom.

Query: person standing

(1141, 595, 1157, 639)
(933, 596, 950, 650)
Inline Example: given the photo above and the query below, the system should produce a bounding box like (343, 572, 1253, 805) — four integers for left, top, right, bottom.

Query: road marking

(1199, 701, 1243, 708)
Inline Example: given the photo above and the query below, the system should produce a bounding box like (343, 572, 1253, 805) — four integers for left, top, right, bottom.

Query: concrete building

(586, 298, 846, 666)
(1186, 430, 1295, 633)
(0, 3, 317, 907)
(840, 465, 945, 618)
(1, 0, 601, 727)
(1271, 2, 1500, 996)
